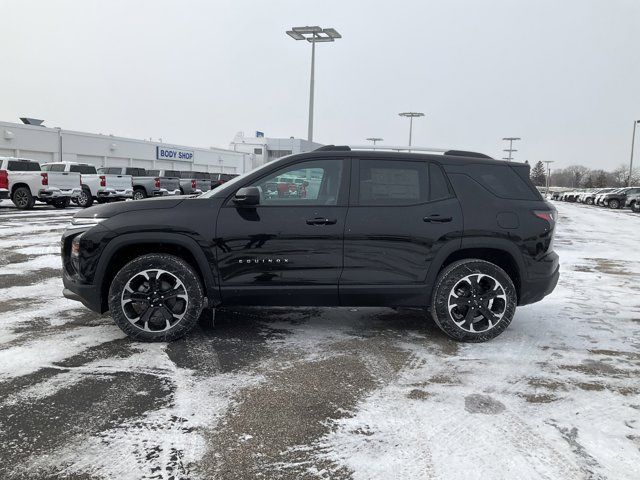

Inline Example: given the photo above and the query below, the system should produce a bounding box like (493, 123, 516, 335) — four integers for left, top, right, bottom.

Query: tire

(609, 199, 620, 209)
(632, 203, 640, 213)
(52, 197, 70, 209)
(133, 188, 147, 200)
(12, 186, 35, 210)
(586, 197, 594, 205)
(78, 188, 94, 208)
(108, 253, 204, 342)
(430, 259, 517, 343)
(179, 187, 185, 195)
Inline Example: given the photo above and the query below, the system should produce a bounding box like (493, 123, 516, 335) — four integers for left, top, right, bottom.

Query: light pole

(502, 137, 521, 162)
(543, 160, 554, 197)
(628, 120, 640, 186)
(286, 26, 341, 142)
(398, 112, 425, 149)
(366, 137, 383, 148)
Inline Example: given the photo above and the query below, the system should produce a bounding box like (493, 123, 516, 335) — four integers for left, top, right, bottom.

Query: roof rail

(335, 145, 492, 159)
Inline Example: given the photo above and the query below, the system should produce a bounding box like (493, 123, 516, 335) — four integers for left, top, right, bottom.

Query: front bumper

(38, 187, 82, 200)
(97, 188, 134, 199)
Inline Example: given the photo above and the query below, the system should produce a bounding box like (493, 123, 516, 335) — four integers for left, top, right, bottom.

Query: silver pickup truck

(145, 169, 182, 197)
(176, 171, 203, 195)
(98, 167, 178, 200)
(0, 157, 81, 209)
(42, 162, 133, 207)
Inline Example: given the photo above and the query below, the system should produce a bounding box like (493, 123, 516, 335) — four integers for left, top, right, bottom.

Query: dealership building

(229, 131, 322, 169)
(0, 119, 251, 174)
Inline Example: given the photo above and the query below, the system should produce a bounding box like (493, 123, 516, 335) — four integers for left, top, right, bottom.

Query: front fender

(94, 232, 219, 312)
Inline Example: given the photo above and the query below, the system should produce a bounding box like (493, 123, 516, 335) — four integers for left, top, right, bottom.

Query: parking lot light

(398, 112, 425, 149)
(286, 26, 342, 142)
(628, 120, 640, 187)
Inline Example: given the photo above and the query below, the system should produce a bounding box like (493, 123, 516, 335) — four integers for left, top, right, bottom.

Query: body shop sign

(156, 146, 194, 161)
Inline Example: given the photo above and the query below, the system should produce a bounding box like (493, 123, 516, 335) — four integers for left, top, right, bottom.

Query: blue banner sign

(156, 146, 194, 161)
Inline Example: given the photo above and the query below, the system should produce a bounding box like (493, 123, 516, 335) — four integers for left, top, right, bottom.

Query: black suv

(61, 146, 559, 343)
(601, 187, 640, 209)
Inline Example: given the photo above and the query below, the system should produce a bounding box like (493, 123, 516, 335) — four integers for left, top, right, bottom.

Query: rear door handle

(306, 217, 337, 225)
(423, 214, 452, 223)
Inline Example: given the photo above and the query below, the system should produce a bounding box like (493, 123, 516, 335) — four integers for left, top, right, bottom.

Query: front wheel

(586, 197, 594, 205)
(78, 188, 94, 208)
(108, 254, 204, 341)
(430, 259, 517, 342)
(133, 189, 147, 200)
(609, 199, 620, 209)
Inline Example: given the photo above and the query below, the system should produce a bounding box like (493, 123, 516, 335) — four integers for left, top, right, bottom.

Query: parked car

(0, 157, 81, 209)
(177, 171, 204, 195)
(62, 145, 559, 343)
(145, 169, 182, 197)
(601, 186, 640, 209)
(42, 162, 133, 208)
(626, 190, 640, 212)
(97, 167, 168, 201)
(596, 188, 622, 206)
(210, 173, 238, 189)
(581, 188, 614, 205)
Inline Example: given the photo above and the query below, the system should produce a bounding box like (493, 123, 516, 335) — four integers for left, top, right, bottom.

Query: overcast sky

(2, 0, 639, 170)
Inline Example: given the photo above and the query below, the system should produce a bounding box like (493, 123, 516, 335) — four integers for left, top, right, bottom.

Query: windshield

(200, 163, 273, 198)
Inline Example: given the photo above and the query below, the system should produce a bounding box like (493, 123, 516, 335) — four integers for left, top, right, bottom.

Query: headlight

(66, 217, 105, 230)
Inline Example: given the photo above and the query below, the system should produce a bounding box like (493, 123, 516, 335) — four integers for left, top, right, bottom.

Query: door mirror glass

(233, 186, 261, 206)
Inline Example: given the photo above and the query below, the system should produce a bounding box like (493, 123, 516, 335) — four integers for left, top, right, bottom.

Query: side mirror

(233, 186, 260, 206)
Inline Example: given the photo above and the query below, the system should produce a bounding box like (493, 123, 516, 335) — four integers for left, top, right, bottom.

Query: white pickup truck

(0, 157, 81, 209)
(42, 162, 133, 208)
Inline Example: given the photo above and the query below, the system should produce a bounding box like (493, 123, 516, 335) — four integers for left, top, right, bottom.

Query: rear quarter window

(469, 164, 539, 200)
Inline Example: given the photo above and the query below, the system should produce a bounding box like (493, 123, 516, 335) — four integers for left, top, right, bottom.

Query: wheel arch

(11, 182, 32, 195)
(95, 232, 219, 313)
(427, 240, 523, 303)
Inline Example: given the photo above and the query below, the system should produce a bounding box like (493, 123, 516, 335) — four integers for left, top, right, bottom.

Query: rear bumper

(38, 187, 81, 199)
(519, 251, 560, 306)
(0, 188, 8, 199)
(97, 188, 133, 199)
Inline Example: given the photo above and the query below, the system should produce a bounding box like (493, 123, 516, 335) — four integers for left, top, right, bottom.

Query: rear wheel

(133, 188, 147, 200)
(586, 197, 594, 205)
(12, 186, 35, 210)
(431, 259, 517, 342)
(52, 197, 70, 209)
(108, 254, 204, 341)
(78, 188, 94, 208)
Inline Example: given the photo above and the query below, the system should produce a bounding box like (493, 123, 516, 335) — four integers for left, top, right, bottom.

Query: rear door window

(429, 163, 452, 201)
(358, 159, 428, 205)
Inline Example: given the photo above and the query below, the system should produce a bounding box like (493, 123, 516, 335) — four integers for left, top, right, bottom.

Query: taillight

(0, 170, 7, 189)
(533, 210, 556, 225)
(99, 175, 106, 187)
(191, 179, 197, 189)
(41, 172, 48, 186)
(155, 177, 161, 188)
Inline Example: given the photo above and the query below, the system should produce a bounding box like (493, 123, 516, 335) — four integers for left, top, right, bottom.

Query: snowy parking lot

(0, 201, 639, 480)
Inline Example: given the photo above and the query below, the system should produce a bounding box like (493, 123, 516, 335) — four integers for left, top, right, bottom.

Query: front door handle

(423, 214, 452, 223)
(306, 217, 337, 225)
